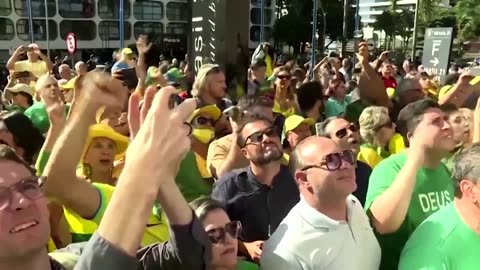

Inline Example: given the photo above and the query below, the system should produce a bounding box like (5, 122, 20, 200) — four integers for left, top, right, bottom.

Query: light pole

(411, 0, 420, 61)
(260, 0, 265, 43)
(119, 0, 125, 49)
(44, 0, 50, 59)
(310, 0, 319, 80)
(342, 0, 350, 56)
(26, 0, 34, 43)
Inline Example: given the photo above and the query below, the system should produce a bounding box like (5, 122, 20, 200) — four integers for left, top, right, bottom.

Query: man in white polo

(260, 136, 380, 270)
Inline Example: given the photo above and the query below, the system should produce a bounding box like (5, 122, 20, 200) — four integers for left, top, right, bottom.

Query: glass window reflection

(134, 22, 163, 42)
(14, 0, 56, 17)
(17, 19, 57, 41)
(134, 0, 163, 20)
(249, 26, 273, 42)
(166, 2, 188, 21)
(250, 0, 272, 8)
(0, 18, 15, 40)
(0, 0, 11, 16)
(58, 0, 95, 18)
(98, 0, 131, 19)
(99, 21, 131, 40)
(166, 23, 187, 35)
(60, 20, 97, 40)
(250, 8, 273, 25)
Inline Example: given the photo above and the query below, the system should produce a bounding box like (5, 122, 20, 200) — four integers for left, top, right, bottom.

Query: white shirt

(260, 195, 380, 270)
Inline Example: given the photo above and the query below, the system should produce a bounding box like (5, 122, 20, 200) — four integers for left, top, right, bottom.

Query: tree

(454, 0, 480, 43)
(418, 0, 442, 23)
(372, 11, 396, 50)
(396, 9, 415, 52)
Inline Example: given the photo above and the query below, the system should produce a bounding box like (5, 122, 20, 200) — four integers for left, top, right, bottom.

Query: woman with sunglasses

(358, 106, 397, 168)
(74, 87, 258, 270)
(272, 67, 297, 118)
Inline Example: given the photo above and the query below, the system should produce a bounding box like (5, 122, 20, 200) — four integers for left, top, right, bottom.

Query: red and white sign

(66, 32, 77, 55)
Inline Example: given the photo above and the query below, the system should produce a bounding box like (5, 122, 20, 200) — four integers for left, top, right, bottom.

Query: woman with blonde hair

(358, 106, 396, 168)
(272, 67, 297, 117)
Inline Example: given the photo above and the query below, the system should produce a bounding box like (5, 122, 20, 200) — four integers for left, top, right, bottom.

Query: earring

(82, 163, 92, 179)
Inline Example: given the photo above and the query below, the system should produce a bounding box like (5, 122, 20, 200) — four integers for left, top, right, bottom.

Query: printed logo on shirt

(418, 191, 452, 213)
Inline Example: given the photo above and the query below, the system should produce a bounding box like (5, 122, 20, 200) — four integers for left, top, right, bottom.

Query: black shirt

(211, 165, 299, 242)
(353, 161, 372, 206)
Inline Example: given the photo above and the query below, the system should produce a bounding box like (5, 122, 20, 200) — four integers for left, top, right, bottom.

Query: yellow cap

(122, 48, 133, 55)
(283, 115, 315, 134)
(188, 105, 222, 123)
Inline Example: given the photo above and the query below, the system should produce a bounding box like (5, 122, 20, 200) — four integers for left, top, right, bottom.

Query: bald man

(25, 74, 69, 134)
(261, 136, 380, 270)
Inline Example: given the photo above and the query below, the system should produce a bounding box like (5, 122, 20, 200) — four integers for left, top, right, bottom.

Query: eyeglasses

(301, 150, 356, 172)
(243, 126, 278, 147)
(0, 177, 45, 211)
(277, 74, 291, 80)
(193, 116, 216, 127)
(335, 124, 358, 139)
(206, 221, 242, 245)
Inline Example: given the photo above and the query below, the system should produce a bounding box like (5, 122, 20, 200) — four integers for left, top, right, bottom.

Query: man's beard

(250, 147, 283, 166)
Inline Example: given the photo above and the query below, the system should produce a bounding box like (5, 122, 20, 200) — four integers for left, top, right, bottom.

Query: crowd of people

(0, 34, 479, 270)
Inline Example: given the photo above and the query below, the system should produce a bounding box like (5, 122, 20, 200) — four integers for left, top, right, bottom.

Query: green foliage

(454, 0, 480, 42)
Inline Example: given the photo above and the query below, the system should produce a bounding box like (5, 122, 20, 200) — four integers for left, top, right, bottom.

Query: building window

(250, 8, 273, 25)
(98, 0, 131, 19)
(0, 0, 11, 16)
(166, 2, 187, 21)
(166, 23, 187, 35)
(134, 22, 163, 42)
(134, 0, 163, 20)
(99, 21, 131, 40)
(60, 20, 96, 40)
(58, 0, 95, 18)
(249, 26, 273, 42)
(14, 0, 56, 17)
(0, 18, 15, 40)
(17, 19, 57, 41)
(250, 0, 272, 8)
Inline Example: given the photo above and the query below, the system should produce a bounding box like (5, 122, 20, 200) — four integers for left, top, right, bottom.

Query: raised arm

(43, 72, 127, 219)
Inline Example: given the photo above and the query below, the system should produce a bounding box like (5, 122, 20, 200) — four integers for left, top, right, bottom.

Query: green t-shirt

(399, 202, 480, 270)
(324, 95, 352, 118)
(24, 102, 70, 134)
(364, 151, 454, 270)
(175, 150, 214, 202)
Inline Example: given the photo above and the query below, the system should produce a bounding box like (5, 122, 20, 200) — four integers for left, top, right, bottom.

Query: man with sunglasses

(261, 136, 380, 270)
(207, 96, 275, 179)
(212, 114, 299, 263)
(316, 117, 372, 205)
(0, 145, 66, 269)
(365, 99, 456, 270)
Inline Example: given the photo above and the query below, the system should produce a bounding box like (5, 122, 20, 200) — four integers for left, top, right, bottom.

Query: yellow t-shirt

(357, 146, 384, 169)
(273, 100, 296, 118)
(14, 60, 49, 79)
(388, 133, 405, 155)
(265, 54, 273, 78)
(64, 182, 169, 246)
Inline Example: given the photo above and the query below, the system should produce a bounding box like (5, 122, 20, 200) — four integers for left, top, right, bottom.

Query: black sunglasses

(243, 126, 278, 147)
(193, 116, 216, 127)
(375, 120, 393, 131)
(0, 177, 45, 211)
(335, 124, 358, 139)
(206, 221, 242, 245)
(301, 150, 356, 172)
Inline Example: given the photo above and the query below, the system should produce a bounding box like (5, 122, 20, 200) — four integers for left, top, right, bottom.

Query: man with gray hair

(261, 136, 380, 270)
(399, 143, 480, 269)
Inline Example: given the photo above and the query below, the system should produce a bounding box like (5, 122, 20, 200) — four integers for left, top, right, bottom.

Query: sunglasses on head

(243, 126, 278, 147)
(206, 221, 242, 245)
(277, 74, 291, 80)
(194, 116, 216, 127)
(301, 150, 356, 172)
(335, 124, 358, 139)
(0, 177, 45, 211)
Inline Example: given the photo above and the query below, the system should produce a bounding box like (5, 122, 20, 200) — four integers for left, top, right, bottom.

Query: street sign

(66, 32, 77, 55)
(421, 27, 453, 78)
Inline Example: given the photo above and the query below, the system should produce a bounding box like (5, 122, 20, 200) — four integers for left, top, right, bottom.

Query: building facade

(358, 0, 451, 25)
(0, 0, 277, 61)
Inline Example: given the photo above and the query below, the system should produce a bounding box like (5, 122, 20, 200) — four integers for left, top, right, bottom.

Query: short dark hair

(397, 98, 440, 147)
(251, 59, 267, 69)
(452, 143, 480, 197)
(316, 116, 341, 138)
(439, 103, 458, 115)
(236, 95, 273, 112)
(296, 81, 323, 113)
(235, 114, 274, 147)
(190, 196, 226, 222)
(0, 145, 36, 175)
